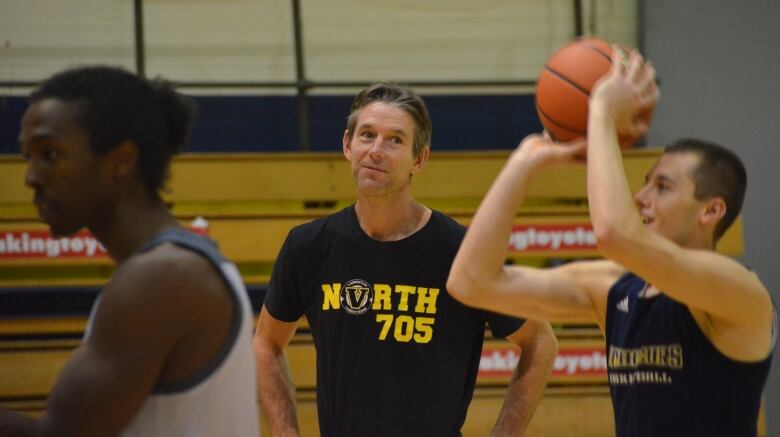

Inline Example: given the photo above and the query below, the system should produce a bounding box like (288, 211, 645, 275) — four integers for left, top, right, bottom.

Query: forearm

(256, 347, 300, 436)
(586, 108, 643, 247)
(453, 151, 539, 285)
(492, 322, 558, 436)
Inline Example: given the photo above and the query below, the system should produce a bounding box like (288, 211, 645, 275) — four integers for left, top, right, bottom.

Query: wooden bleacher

(0, 150, 762, 436)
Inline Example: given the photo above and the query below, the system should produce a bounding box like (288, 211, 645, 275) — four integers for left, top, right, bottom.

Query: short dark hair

(345, 82, 432, 158)
(664, 138, 747, 241)
(30, 66, 196, 197)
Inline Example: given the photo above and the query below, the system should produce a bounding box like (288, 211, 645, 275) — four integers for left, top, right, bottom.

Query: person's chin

(47, 220, 85, 238)
(357, 180, 387, 196)
(37, 210, 61, 236)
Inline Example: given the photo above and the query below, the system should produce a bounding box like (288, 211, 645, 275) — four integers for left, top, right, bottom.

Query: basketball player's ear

(410, 144, 430, 175)
(342, 129, 353, 161)
(701, 197, 726, 227)
(110, 140, 139, 179)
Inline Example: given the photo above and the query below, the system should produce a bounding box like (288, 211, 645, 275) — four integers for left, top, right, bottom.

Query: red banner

(508, 224, 597, 253)
(480, 345, 607, 378)
(0, 218, 209, 260)
(0, 230, 107, 259)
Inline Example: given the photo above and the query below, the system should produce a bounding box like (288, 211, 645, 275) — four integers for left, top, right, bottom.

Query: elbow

(530, 321, 560, 374)
(525, 319, 559, 355)
(538, 321, 559, 358)
(593, 223, 620, 254)
(253, 335, 273, 367)
(592, 222, 635, 259)
(512, 319, 559, 368)
(253, 330, 284, 364)
(446, 269, 480, 308)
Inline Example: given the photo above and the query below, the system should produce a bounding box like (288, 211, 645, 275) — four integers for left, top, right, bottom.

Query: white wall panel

(143, 0, 295, 82)
(0, 0, 135, 81)
(590, 0, 638, 46)
(302, 0, 575, 82)
(1, 0, 637, 89)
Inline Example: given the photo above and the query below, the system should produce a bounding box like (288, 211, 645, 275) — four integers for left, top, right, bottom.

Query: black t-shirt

(606, 272, 773, 437)
(264, 205, 525, 437)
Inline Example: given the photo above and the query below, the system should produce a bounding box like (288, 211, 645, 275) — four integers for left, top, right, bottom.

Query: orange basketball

(535, 37, 653, 148)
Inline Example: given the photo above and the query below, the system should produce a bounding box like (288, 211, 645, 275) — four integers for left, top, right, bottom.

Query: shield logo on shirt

(341, 278, 374, 315)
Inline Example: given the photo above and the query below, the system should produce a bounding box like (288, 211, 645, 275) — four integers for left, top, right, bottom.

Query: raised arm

(490, 320, 557, 436)
(587, 49, 773, 360)
(447, 136, 616, 327)
(254, 307, 300, 437)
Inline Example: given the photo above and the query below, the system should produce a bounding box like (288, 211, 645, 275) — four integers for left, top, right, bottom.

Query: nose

(634, 183, 650, 208)
(25, 159, 44, 189)
(368, 136, 385, 159)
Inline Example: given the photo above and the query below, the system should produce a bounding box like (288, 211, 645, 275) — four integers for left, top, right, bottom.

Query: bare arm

(254, 306, 300, 437)
(447, 135, 615, 327)
(0, 248, 222, 436)
(587, 49, 772, 360)
(491, 320, 557, 436)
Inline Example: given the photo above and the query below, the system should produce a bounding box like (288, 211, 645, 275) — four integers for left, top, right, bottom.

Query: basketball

(535, 37, 654, 148)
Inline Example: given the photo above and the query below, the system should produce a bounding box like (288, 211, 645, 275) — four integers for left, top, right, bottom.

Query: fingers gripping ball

(535, 37, 654, 148)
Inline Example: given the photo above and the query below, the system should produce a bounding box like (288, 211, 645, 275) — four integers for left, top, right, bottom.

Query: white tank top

(85, 229, 260, 436)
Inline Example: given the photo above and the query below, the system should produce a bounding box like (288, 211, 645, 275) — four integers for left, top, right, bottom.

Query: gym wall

(0, 0, 638, 152)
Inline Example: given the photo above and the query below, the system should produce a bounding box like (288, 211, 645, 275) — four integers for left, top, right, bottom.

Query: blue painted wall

(1, 94, 542, 153)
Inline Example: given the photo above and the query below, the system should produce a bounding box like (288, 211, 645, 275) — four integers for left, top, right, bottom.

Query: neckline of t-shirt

(348, 204, 437, 247)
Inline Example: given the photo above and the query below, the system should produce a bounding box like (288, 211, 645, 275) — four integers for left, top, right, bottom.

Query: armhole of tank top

(746, 263, 776, 352)
(152, 259, 246, 394)
(83, 293, 103, 340)
(604, 278, 619, 341)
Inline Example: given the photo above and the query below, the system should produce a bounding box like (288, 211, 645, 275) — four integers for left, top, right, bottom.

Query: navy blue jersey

(605, 272, 773, 437)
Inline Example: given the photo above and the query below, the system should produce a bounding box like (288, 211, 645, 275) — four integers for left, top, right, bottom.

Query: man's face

(342, 102, 428, 197)
(19, 98, 109, 237)
(634, 152, 709, 247)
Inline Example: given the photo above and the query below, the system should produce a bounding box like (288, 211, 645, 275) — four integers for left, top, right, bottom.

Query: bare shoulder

(99, 243, 233, 327)
(680, 251, 774, 360)
(665, 248, 772, 327)
(114, 243, 227, 297)
(90, 242, 236, 378)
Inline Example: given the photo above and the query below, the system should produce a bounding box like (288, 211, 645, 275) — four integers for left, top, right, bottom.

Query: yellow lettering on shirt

(608, 344, 684, 370)
(395, 285, 416, 311)
(414, 287, 439, 314)
(372, 283, 392, 310)
(321, 283, 341, 310)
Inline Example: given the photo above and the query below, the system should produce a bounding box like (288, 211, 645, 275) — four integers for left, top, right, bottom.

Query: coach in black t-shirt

(253, 82, 558, 437)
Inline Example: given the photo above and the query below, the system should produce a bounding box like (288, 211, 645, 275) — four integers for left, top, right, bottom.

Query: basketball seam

(542, 65, 591, 96)
(580, 41, 612, 62)
(538, 40, 612, 138)
(536, 105, 587, 135)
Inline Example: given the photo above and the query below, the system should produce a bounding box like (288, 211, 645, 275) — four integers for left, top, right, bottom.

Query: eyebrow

(18, 132, 57, 146)
(646, 172, 677, 185)
(356, 123, 409, 138)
